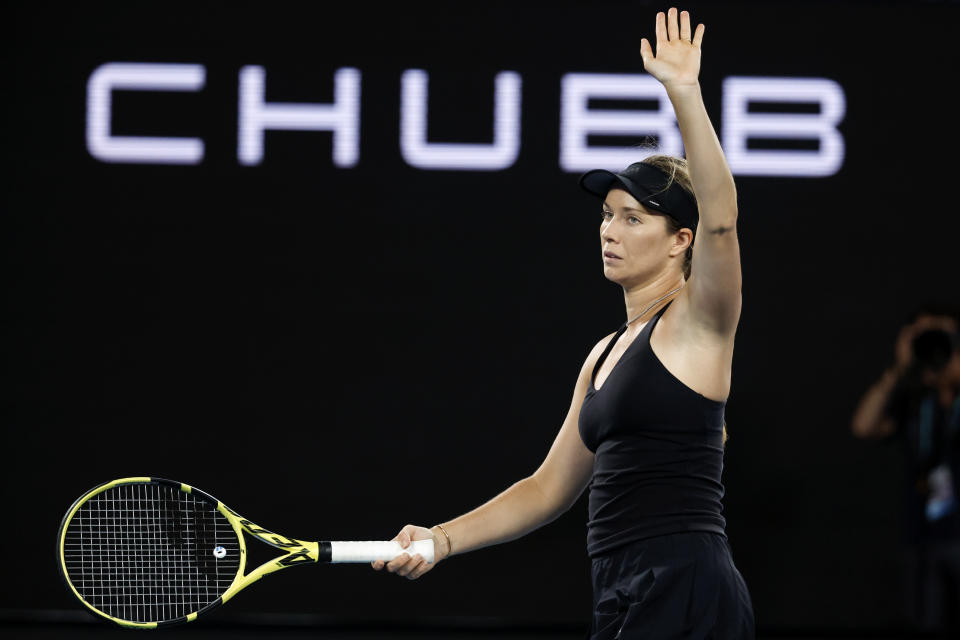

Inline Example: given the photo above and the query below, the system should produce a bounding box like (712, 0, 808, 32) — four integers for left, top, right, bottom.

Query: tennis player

(373, 7, 754, 638)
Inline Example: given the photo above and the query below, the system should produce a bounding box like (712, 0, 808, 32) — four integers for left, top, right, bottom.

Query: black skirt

(588, 532, 754, 639)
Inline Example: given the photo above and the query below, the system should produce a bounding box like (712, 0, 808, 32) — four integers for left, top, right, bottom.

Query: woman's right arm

(372, 335, 612, 580)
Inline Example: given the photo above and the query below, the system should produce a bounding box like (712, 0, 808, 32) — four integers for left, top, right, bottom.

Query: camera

(912, 328, 959, 372)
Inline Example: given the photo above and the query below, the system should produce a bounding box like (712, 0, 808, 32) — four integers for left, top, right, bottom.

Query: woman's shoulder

(568, 330, 623, 394)
(594, 328, 620, 351)
(582, 330, 620, 369)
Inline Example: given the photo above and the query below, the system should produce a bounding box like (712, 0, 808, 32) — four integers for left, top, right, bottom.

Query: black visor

(579, 162, 699, 231)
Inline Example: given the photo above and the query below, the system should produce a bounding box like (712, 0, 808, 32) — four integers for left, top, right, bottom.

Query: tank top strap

(591, 323, 629, 387)
(643, 299, 673, 339)
(591, 300, 674, 387)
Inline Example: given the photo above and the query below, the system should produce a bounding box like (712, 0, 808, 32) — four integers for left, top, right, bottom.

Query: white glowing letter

(400, 70, 521, 171)
(86, 63, 205, 164)
(559, 74, 681, 172)
(722, 77, 846, 177)
(238, 66, 361, 167)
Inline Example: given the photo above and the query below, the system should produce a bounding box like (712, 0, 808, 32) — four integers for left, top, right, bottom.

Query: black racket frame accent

(56, 477, 237, 629)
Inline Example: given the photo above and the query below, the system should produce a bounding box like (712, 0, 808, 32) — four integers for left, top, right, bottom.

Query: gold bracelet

(435, 523, 452, 557)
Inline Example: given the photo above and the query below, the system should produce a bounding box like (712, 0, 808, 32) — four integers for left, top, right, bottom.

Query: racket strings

(62, 483, 240, 623)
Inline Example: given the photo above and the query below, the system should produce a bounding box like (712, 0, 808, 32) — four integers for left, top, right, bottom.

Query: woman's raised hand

(370, 524, 445, 580)
(639, 7, 704, 89)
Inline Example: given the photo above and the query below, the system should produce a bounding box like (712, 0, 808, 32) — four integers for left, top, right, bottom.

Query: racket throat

(316, 541, 333, 563)
(276, 541, 323, 567)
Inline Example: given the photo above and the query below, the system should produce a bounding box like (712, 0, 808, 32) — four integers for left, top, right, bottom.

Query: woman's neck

(622, 275, 686, 327)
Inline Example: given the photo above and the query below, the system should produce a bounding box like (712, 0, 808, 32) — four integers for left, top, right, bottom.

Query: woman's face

(600, 188, 687, 288)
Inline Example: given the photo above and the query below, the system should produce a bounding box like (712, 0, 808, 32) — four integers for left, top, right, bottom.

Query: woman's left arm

(641, 7, 741, 336)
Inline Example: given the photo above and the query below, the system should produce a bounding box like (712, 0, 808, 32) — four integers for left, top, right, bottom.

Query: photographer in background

(851, 305, 960, 632)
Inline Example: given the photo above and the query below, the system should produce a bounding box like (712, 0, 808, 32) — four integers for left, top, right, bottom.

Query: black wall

(5, 0, 959, 632)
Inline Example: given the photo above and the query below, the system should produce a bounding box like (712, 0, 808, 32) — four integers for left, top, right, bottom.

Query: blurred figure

(851, 306, 960, 632)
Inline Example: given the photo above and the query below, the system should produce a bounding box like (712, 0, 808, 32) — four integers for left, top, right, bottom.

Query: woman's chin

(602, 265, 628, 284)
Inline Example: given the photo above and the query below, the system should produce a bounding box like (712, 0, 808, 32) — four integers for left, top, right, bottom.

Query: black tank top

(578, 301, 728, 557)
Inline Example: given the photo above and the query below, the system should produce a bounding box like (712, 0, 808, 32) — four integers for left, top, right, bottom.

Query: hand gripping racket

(57, 477, 433, 629)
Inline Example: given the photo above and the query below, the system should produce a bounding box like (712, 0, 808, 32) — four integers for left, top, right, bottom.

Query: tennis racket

(57, 477, 433, 629)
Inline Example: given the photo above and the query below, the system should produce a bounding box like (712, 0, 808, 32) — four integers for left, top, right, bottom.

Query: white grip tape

(330, 540, 435, 563)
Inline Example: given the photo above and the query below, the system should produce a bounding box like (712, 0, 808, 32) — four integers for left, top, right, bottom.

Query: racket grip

(330, 540, 435, 564)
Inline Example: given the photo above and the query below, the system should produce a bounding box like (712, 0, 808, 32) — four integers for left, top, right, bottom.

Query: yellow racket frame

(57, 477, 321, 629)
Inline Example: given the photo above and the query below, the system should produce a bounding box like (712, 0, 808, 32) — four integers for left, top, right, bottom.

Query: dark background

(5, 0, 960, 636)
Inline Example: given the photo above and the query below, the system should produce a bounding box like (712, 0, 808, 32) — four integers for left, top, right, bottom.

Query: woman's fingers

(379, 549, 432, 579)
(374, 523, 439, 579)
(679, 9, 691, 41)
(654, 9, 704, 52)
(679, 10, 703, 47)
(381, 525, 415, 572)
(386, 553, 426, 578)
(667, 7, 680, 41)
(401, 555, 427, 579)
(693, 23, 705, 48)
(655, 11, 668, 46)
(640, 38, 653, 66)
(407, 557, 433, 580)
(385, 552, 415, 574)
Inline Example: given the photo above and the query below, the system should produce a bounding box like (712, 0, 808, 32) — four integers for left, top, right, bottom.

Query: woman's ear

(670, 228, 693, 257)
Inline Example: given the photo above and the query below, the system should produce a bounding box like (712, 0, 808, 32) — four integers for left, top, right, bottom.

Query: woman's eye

(628, 216, 640, 224)
(601, 210, 613, 219)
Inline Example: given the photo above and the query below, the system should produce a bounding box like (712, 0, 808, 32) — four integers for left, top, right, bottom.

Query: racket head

(56, 477, 245, 628)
